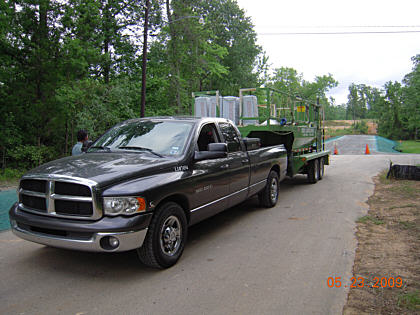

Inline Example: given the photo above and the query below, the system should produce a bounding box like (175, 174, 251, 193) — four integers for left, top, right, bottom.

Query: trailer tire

(258, 170, 279, 208)
(307, 159, 319, 184)
(137, 202, 187, 269)
(318, 158, 324, 180)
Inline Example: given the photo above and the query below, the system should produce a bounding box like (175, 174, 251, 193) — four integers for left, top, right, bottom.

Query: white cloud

(236, 0, 420, 105)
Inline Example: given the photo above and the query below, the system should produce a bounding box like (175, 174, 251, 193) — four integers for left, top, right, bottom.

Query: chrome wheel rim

(270, 177, 278, 204)
(160, 215, 182, 256)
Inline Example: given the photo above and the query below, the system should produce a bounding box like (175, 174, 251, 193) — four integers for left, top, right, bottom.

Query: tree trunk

(103, 1, 111, 84)
(166, 0, 182, 113)
(65, 118, 68, 155)
(140, 0, 151, 118)
(2, 147, 6, 171)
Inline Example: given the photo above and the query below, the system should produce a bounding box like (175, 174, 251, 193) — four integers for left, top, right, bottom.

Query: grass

(392, 182, 417, 196)
(388, 204, 416, 210)
(399, 221, 417, 230)
(395, 140, 420, 154)
(378, 169, 418, 196)
(324, 124, 371, 138)
(323, 120, 353, 127)
(356, 215, 385, 225)
(0, 168, 24, 188)
(398, 290, 420, 311)
(325, 127, 353, 138)
(378, 170, 391, 184)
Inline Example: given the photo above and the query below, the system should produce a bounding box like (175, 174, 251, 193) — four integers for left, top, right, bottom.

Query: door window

(197, 123, 220, 151)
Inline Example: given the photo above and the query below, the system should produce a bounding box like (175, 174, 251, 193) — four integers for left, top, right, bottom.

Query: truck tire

(318, 158, 324, 180)
(307, 159, 319, 184)
(258, 170, 279, 208)
(137, 202, 187, 269)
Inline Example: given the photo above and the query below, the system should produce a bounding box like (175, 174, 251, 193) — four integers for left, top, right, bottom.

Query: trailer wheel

(258, 170, 279, 208)
(307, 159, 319, 184)
(318, 158, 324, 180)
(137, 202, 187, 269)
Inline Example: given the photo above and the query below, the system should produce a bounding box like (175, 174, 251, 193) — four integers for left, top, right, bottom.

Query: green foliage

(353, 121, 368, 134)
(0, 168, 26, 182)
(8, 145, 56, 169)
(56, 78, 137, 139)
(0, 0, 264, 169)
(195, 0, 262, 95)
(347, 55, 420, 140)
(7, 0, 418, 174)
(266, 67, 338, 119)
(324, 104, 347, 120)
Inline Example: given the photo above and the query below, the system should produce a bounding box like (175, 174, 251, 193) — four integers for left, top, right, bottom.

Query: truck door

(189, 123, 230, 224)
(218, 122, 250, 207)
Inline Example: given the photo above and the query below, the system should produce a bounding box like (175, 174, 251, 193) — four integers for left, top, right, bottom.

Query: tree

(376, 81, 404, 139)
(402, 55, 420, 139)
(346, 84, 370, 121)
(163, 0, 228, 113)
(194, 0, 262, 95)
(140, 0, 151, 117)
(267, 67, 338, 118)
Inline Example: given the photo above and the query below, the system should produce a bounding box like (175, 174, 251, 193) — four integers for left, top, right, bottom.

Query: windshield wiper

(117, 146, 164, 158)
(88, 146, 111, 152)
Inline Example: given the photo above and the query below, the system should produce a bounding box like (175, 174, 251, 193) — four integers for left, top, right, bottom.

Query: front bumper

(9, 203, 153, 252)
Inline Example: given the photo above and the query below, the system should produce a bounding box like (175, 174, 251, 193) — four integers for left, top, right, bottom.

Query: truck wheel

(258, 170, 279, 208)
(137, 202, 187, 269)
(307, 159, 319, 184)
(318, 158, 324, 180)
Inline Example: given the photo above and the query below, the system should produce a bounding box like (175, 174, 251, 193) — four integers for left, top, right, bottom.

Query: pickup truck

(9, 117, 287, 268)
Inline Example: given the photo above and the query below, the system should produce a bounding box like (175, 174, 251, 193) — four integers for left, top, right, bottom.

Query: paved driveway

(325, 135, 399, 155)
(1, 154, 419, 314)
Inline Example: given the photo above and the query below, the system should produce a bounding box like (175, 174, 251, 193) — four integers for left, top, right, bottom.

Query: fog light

(109, 236, 119, 248)
(100, 236, 120, 250)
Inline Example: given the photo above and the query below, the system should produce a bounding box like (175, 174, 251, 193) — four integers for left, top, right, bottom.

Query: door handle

(220, 164, 229, 169)
(241, 159, 249, 164)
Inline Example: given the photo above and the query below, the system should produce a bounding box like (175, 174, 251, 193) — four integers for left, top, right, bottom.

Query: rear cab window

(218, 122, 243, 152)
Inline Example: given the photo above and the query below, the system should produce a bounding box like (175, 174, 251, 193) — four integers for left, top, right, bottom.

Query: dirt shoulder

(343, 172, 420, 314)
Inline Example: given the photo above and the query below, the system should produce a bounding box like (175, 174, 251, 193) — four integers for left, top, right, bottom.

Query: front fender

(102, 170, 193, 210)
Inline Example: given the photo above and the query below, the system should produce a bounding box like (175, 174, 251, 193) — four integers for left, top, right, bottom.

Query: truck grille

(18, 176, 101, 220)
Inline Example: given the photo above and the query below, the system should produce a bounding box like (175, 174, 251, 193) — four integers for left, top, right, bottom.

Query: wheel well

(271, 164, 280, 177)
(156, 194, 190, 223)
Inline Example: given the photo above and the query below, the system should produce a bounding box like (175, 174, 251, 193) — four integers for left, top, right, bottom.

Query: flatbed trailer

(193, 87, 330, 183)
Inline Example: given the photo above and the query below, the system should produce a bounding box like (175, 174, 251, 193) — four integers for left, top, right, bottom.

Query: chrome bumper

(10, 220, 147, 252)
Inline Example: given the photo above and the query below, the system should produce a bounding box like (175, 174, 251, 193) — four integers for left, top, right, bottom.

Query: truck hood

(25, 153, 180, 188)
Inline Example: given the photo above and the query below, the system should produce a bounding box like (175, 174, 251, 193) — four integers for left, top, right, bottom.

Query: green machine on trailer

(192, 87, 330, 183)
(237, 87, 330, 183)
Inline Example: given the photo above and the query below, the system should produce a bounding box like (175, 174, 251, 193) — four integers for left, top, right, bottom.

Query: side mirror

(208, 143, 227, 152)
(194, 143, 227, 161)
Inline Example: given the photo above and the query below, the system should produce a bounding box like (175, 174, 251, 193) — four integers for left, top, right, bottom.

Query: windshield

(89, 120, 193, 156)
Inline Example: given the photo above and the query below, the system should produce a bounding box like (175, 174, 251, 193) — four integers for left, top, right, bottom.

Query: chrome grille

(19, 176, 102, 220)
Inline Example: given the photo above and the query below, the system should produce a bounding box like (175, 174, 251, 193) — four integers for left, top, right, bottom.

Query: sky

(236, 0, 420, 105)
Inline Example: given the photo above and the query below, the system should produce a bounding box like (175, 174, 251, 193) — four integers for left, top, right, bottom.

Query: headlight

(103, 197, 146, 216)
